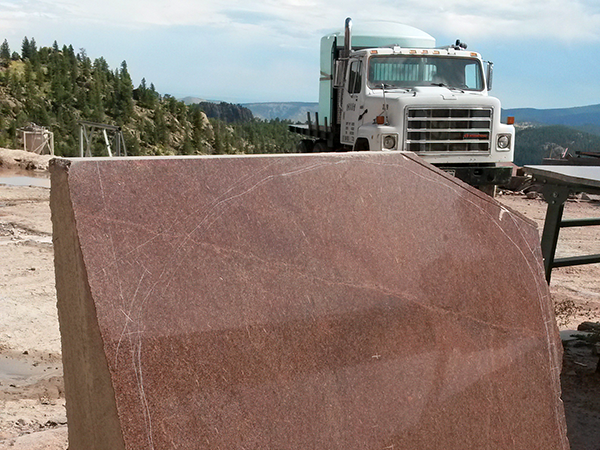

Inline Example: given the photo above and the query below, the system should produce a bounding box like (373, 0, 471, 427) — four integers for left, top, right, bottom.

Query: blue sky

(2, 0, 600, 109)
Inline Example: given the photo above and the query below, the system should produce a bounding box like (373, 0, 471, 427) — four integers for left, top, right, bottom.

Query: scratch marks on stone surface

(181, 236, 535, 337)
(93, 162, 156, 449)
(91, 156, 553, 346)
(499, 206, 508, 221)
(135, 329, 155, 450)
(85, 158, 349, 449)
(117, 159, 345, 305)
(87, 159, 274, 277)
(115, 267, 150, 366)
(503, 210, 568, 447)
(80, 155, 566, 448)
(361, 158, 565, 430)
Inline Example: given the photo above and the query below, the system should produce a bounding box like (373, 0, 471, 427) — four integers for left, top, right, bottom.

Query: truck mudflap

(437, 165, 512, 187)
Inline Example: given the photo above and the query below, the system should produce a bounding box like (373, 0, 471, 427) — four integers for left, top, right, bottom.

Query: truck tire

(354, 138, 370, 151)
(313, 140, 330, 152)
(297, 139, 315, 153)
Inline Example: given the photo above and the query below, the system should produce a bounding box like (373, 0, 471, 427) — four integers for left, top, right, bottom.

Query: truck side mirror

(486, 62, 493, 91)
(333, 60, 346, 88)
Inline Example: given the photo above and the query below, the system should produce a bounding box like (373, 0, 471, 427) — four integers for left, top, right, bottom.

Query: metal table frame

(524, 166, 600, 283)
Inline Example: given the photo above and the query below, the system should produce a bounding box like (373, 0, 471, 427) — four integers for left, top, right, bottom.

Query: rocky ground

(0, 148, 599, 449)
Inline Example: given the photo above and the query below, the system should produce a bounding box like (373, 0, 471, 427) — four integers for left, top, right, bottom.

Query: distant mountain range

(181, 96, 222, 105)
(241, 102, 319, 123)
(503, 104, 600, 135)
(181, 97, 319, 122)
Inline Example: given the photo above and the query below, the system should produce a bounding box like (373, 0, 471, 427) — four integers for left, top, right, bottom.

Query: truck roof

(352, 47, 482, 59)
(322, 21, 436, 49)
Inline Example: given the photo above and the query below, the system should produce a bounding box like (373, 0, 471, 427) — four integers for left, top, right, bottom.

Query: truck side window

(348, 60, 362, 94)
(464, 63, 482, 90)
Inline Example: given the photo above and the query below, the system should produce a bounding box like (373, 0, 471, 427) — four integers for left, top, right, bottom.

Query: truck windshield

(368, 55, 484, 91)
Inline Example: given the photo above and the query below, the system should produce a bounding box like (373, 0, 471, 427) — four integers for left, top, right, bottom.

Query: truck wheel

(354, 138, 370, 151)
(297, 139, 314, 153)
(313, 140, 330, 152)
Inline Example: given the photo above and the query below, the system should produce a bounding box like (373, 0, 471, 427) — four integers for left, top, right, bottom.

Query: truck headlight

(497, 134, 511, 151)
(383, 134, 397, 150)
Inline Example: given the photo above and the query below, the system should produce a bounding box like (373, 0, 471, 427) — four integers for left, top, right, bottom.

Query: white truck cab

(290, 18, 515, 190)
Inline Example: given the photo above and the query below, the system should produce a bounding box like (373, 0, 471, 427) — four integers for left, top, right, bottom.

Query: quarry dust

(0, 151, 599, 449)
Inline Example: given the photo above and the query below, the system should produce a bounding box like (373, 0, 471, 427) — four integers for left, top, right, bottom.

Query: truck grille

(405, 107, 492, 153)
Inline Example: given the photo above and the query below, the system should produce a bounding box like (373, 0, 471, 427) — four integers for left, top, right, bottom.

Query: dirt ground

(0, 149, 599, 449)
(499, 192, 600, 450)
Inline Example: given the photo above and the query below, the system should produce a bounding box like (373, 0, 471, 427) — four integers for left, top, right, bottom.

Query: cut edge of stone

(58, 152, 540, 231)
(50, 161, 126, 450)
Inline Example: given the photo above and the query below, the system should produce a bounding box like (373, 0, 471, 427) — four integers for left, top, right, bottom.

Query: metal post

(103, 129, 112, 157)
(325, 116, 331, 148)
(315, 112, 320, 138)
(80, 126, 84, 157)
(116, 131, 126, 156)
(540, 184, 570, 283)
(78, 121, 127, 157)
(85, 125, 93, 157)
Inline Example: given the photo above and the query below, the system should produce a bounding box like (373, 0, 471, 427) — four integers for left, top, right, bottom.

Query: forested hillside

(504, 104, 600, 135)
(0, 37, 300, 156)
(514, 125, 600, 166)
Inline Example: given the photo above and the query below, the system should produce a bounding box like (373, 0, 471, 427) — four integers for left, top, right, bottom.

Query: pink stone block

(51, 153, 568, 450)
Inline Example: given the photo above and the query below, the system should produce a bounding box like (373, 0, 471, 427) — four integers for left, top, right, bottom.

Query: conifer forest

(0, 37, 301, 157)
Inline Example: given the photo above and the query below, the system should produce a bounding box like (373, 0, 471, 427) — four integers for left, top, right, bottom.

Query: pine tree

(181, 134, 194, 155)
(29, 38, 38, 56)
(29, 37, 40, 69)
(38, 46, 50, 64)
(92, 57, 110, 89)
(79, 49, 92, 79)
(136, 77, 152, 109)
(21, 37, 30, 59)
(89, 79, 105, 123)
(110, 61, 134, 123)
(0, 40, 10, 60)
(154, 105, 168, 145)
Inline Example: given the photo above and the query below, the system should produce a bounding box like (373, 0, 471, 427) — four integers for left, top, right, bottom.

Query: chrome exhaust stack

(343, 17, 352, 58)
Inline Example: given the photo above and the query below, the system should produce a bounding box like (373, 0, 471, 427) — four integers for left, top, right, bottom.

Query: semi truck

(289, 18, 515, 192)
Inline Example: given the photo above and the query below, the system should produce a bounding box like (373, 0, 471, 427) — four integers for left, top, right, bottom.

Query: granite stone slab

(51, 152, 569, 450)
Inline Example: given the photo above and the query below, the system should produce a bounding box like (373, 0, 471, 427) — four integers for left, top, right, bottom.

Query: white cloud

(385, 0, 600, 41)
(3, 0, 599, 43)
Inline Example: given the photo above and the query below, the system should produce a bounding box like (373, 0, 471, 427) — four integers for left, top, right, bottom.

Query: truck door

(340, 58, 364, 146)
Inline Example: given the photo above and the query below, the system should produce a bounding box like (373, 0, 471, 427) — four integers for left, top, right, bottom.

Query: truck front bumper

(436, 164, 512, 187)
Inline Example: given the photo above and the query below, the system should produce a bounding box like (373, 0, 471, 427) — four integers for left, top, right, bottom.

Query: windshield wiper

(377, 83, 410, 92)
(430, 83, 464, 93)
